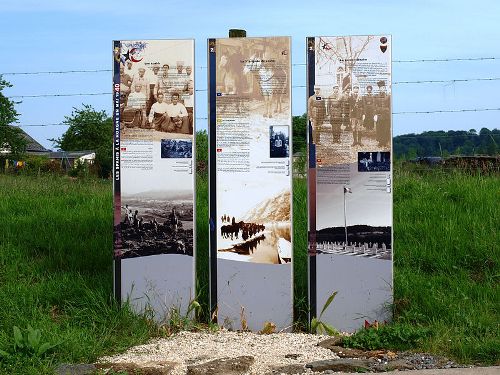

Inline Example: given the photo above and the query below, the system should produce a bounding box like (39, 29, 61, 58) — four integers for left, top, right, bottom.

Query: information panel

(208, 37, 293, 331)
(113, 39, 195, 318)
(307, 36, 393, 332)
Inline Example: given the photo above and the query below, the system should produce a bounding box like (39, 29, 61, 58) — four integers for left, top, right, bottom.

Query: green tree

(51, 104, 113, 178)
(292, 114, 307, 154)
(0, 75, 26, 158)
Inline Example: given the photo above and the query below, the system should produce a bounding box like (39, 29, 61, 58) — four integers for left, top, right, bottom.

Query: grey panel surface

(218, 259, 293, 331)
(316, 253, 392, 332)
(122, 254, 194, 320)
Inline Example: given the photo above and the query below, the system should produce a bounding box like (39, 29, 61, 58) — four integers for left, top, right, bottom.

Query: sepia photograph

(310, 36, 391, 166)
(217, 185, 291, 265)
(215, 37, 290, 123)
(118, 40, 194, 140)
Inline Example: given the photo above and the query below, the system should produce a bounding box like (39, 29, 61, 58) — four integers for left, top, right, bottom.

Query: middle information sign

(208, 36, 293, 331)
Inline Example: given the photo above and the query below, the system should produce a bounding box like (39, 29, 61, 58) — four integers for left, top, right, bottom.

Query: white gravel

(99, 330, 339, 374)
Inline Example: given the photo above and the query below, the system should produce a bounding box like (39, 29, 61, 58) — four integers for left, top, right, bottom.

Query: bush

(9, 155, 64, 176)
(343, 324, 432, 351)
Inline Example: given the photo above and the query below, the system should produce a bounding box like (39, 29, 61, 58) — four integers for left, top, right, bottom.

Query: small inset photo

(270, 125, 289, 158)
(161, 139, 193, 158)
(358, 151, 390, 172)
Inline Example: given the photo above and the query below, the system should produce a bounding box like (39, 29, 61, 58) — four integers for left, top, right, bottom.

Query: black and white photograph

(161, 139, 193, 159)
(315, 225, 392, 260)
(316, 163, 392, 260)
(269, 125, 289, 158)
(358, 151, 391, 172)
(116, 190, 194, 259)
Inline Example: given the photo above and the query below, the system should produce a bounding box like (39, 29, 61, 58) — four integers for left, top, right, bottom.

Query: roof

(9, 126, 50, 153)
(48, 151, 95, 159)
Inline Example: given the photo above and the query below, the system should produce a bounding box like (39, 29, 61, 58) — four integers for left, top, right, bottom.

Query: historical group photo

(310, 36, 391, 165)
(117, 41, 194, 137)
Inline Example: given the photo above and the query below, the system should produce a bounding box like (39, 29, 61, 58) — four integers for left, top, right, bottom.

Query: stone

(318, 343, 399, 361)
(187, 356, 254, 375)
(319, 345, 368, 358)
(317, 336, 344, 349)
(55, 364, 96, 375)
(305, 358, 372, 372)
(97, 361, 176, 375)
(284, 353, 301, 359)
(382, 358, 415, 371)
(266, 364, 306, 374)
(385, 350, 398, 360)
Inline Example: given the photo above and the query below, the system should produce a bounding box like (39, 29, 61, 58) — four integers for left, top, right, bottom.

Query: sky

(1, 0, 499, 149)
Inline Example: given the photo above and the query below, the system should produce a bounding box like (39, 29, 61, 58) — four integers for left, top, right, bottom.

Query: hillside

(393, 128, 499, 159)
(242, 190, 291, 223)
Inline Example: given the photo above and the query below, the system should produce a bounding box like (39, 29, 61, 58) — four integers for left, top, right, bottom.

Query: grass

(0, 164, 498, 373)
(392, 166, 499, 363)
(0, 177, 156, 374)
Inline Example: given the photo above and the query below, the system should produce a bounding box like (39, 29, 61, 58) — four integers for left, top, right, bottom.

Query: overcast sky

(1, 0, 499, 149)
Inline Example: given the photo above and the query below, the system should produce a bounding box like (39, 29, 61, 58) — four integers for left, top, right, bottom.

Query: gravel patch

(99, 330, 338, 375)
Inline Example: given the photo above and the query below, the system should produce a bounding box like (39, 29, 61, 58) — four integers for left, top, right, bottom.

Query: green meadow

(0, 164, 498, 373)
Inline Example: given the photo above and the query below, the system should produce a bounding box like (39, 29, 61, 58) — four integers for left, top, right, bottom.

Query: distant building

(2, 126, 95, 171)
(0, 126, 50, 155)
(47, 150, 96, 170)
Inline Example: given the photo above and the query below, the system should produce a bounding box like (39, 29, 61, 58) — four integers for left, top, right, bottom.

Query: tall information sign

(307, 35, 393, 332)
(209, 37, 293, 331)
(113, 39, 196, 318)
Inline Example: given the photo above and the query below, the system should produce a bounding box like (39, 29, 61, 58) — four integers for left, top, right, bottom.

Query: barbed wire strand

(7, 76, 500, 99)
(12, 109, 500, 127)
(2, 57, 500, 75)
(393, 108, 500, 115)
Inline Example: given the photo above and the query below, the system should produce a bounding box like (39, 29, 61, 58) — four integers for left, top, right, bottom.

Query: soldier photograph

(269, 125, 289, 158)
(309, 35, 392, 165)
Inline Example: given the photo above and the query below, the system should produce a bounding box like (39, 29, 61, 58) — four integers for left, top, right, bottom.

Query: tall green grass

(293, 177, 309, 329)
(195, 174, 209, 320)
(0, 165, 498, 373)
(0, 176, 156, 374)
(393, 167, 499, 363)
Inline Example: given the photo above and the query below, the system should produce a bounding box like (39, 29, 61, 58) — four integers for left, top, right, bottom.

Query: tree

(292, 114, 307, 154)
(51, 104, 113, 178)
(0, 75, 26, 158)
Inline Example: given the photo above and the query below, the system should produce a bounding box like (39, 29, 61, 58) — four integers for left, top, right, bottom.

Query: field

(0, 166, 498, 373)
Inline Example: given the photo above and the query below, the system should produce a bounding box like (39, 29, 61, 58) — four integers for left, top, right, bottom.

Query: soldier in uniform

(362, 85, 376, 131)
(341, 83, 351, 131)
(327, 84, 343, 143)
(350, 85, 363, 146)
(308, 86, 326, 144)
